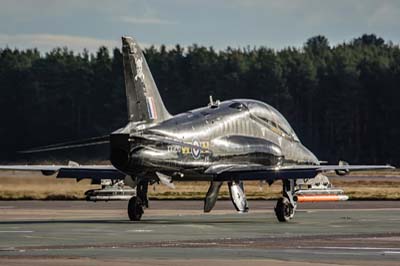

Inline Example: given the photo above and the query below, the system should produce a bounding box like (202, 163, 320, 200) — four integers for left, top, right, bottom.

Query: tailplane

(121, 36, 171, 125)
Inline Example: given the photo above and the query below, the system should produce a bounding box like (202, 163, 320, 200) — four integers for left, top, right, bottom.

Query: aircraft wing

(205, 164, 395, 181)
(0, 164, 126, 181)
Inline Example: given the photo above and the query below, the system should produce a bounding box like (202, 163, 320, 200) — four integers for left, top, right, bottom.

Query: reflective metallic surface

(228, 181, 249, 213)
(118, 99, 319, 178)
(204, 181, 223, 212)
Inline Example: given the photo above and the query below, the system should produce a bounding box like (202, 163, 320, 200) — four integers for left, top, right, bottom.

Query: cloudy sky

(1, 0, 400, 53)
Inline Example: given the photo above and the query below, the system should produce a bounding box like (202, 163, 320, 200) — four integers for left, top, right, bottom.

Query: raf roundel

(191, 139, 201, 159)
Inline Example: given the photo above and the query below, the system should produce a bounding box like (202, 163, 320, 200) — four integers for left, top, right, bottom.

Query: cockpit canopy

(233, 100, 300, 142)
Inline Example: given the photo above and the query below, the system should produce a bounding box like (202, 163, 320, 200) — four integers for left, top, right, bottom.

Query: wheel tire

(274, 197, 293, 222)
(128, 196, 143, 221)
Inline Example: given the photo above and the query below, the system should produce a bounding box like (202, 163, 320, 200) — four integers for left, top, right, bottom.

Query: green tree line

(0, 34, 399, 165)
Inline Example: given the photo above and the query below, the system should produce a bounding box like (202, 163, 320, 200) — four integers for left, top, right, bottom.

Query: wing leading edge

(0, 165, 126, 181)
(205, 164, 395, 182)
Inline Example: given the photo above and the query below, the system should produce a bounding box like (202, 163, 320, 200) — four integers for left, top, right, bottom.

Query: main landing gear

(274, 179, 297, 222)
(127, 180, 148, 221)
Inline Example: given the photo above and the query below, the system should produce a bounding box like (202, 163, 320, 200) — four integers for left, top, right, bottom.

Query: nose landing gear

(127, 179, 148, 221)
(128, 196, 144, 221)
(275, 179, 297, 222)
(275, 197, 295, 222)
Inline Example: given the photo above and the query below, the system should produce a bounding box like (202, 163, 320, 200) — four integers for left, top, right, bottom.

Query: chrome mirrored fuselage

(113, 99, 319, 177)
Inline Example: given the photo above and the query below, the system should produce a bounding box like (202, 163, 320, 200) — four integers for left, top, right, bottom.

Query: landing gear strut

(127, 179, 148, 221)
(275, 179, 297, 222)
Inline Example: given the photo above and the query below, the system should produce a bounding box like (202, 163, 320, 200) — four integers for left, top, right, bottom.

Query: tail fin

(121, 36, 171, 125)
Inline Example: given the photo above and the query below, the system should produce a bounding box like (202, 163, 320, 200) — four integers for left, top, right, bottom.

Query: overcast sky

(1, 0, 400, 53)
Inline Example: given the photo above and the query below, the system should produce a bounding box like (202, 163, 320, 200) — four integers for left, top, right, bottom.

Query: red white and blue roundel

(191, 139, 201, 159)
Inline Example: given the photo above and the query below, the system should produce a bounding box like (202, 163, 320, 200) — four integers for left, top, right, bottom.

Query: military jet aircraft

(0, 36, 394, 222)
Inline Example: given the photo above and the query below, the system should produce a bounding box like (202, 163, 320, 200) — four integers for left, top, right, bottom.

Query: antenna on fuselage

(208, 95, 220, 108)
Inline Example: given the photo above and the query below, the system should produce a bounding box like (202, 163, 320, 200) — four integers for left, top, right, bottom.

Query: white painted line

(0, 247, 16, 251)
(0, 231, 34, 233)
(303, 246, 400, 251)
(284, 249, 375, 256)
(384, 251, 400, 255)
(126, 229, 153, 232)
(307, 251, 373, 256)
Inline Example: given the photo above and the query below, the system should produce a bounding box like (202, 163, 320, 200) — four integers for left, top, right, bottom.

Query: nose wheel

(275, 180, 297, 222)
(274, 197, 295, 222)
(128, 196, 144, 221)
(127, 179, 148, 221)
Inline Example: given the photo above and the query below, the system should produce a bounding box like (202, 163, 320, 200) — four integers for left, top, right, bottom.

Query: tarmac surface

(0, 200, 399, 266)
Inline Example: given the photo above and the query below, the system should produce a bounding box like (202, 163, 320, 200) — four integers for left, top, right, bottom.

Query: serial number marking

(167, 145, 181, 152)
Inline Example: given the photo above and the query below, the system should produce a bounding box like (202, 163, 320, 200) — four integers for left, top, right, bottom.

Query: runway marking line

(0, 231, 33, 233)
(384, 251, 400, 255)
(23, 235, 76, 241)
(301, 246, 400, 251)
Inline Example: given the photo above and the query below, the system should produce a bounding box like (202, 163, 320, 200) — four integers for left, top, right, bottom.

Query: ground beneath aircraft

(0, 200, 399, 266)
